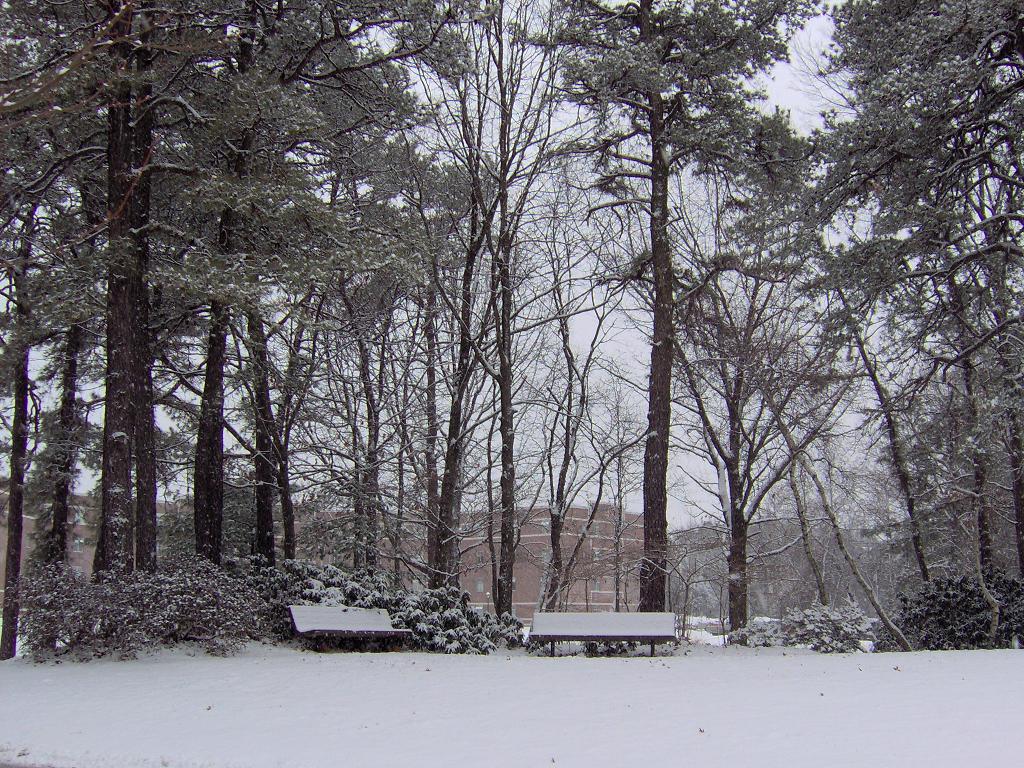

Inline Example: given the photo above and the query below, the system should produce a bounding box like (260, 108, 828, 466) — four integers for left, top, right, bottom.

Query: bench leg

(650, 642, 655, 657)
(550, 641, 555, 657)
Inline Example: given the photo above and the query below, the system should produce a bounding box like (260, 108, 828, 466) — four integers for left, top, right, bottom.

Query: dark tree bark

(493, 232, 517, 617)
(276, 450, 296, 561)
(1007, 413, 1024, 576)
(1, 243, 32, 661)
(192, 0, 254, 561)
(726, 503, 749, 631)
(194, 299, 229, 563)
(432, 243, 481, 589)
(423, 286, 441, 578)
(131, 23, 157, 572)
(42, 324, 84, 565)
(0, 336, 30, 661)
(840, 292, 930, 581)
(247, 310, 277, 565)
(543, 513, 565, 610)
(958, 337, 994, 573)
(543, 313, 577, 610)
(789, 462, 829, 605)
(638, 74, 673, 612)
(97, 2, 140, 575)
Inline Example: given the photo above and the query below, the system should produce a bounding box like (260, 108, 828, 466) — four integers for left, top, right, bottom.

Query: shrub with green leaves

(886, 571, 1024, 651)
(235, 558, 523, 654)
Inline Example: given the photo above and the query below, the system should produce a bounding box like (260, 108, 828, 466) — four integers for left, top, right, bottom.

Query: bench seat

(288, 605, 412, 642)
(530, 611, 677, 656)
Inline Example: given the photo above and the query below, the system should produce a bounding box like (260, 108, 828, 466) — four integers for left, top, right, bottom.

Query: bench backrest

(530, 611, 676, 639)
(289, 604, 397, 634)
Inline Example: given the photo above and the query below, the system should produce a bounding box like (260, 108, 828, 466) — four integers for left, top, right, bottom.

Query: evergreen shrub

(238, 558, 523, 654)
(19, 555, 264, 660)
(780, 602, 872, 653)
(881, 571, 1024, 651)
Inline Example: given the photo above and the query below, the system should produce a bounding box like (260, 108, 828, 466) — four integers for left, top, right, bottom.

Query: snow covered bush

(780, 602, 873, 653)
(19, 556, 264, 660)
(237, 558, 523, 653)
(885, 571, 1024, 651)
(728, 619, 782, 648)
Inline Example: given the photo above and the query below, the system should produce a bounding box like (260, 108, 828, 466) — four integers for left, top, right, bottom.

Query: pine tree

(558, 0, 814, 610)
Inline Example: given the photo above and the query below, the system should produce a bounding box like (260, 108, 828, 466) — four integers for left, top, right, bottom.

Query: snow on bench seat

(530, 612, 677, 655)
(288, 605, 412, 638)
(530, 611, 676, 641)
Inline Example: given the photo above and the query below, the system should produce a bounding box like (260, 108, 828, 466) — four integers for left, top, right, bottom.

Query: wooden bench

(288, 605, 412, 650)
(529, 611, 677, 657)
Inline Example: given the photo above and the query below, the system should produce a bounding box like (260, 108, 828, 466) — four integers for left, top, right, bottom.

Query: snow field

(1, 643, 1021, 768)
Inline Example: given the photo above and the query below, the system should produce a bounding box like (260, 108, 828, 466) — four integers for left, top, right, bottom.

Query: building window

(475, 580, 485, 593)
(73, 537, 85, 553)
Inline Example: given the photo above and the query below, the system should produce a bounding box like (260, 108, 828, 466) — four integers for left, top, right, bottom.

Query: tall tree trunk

(962, 357, 994, 571)
(494, 236, 517, 617)
(432, 250, 478, 589)
(97, 3, 139, 575)
(841, 295, 930, 581)
(724, 397, 748, 629)
(43, 324, 84, 565)
(194, 299, 229, 563)
(789, 462, 828, 605)
(543, 511, 565, 610)
(614, 454, 626, 611)
(726, 505, 748, 631)
(247, 310, 277, 565)
(131, 24, 157, 571)
(423, 287, 441, 580)
(0, 245, 32, 661)
(638, 81, 673, 612)
(276, 450, 296, 561)
(193, 2, 258, 564)
(1007, 412, 1024, 576)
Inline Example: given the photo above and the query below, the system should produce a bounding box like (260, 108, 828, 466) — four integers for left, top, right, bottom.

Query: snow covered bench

(288, 605, 412, 651)
(530, 612, 677, 657)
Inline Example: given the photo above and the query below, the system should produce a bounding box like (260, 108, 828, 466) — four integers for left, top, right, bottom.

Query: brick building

(0, 499, 97, 599)
(460, 504, 645, 623)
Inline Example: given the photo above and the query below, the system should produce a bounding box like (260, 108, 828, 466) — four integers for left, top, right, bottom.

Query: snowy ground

(2, 643, 1022, 768)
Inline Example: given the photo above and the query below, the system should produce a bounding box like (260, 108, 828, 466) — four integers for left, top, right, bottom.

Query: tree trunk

(423, 287, 441, 580)
(43, 324, 84, 565)
(789, 462, 829, 605)
(961, 357, 994, 572)
(841, 298, 930, 581)
(352, 326, 382, 569)
(543, 511, 565, 610)
(131, 25, 157, 572)
(0, 268, 31, 660)
(726, 509, 748, 631)
(97, 3, 139, 575)
(247, 310, 277, 565)
(494, 235, 517, 617)
(194, 299, 229, 563)
(432, 249, 478, 589)
(1007, 412, 1024, 577)
(276, 450, 296, 561)
(638, 88, 673, 612)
